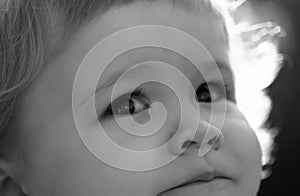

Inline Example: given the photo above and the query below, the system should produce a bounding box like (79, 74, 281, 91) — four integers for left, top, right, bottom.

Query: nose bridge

(168, 100, 224, 156)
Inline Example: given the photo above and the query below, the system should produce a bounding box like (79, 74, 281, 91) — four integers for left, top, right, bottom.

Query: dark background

(251, 0, 300, 195)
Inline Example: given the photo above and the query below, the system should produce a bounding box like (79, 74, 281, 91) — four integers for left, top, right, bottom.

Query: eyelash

(100, 82, 234, 118)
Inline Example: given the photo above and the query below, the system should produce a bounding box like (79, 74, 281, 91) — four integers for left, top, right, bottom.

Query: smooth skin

(2, 1, 262, 195)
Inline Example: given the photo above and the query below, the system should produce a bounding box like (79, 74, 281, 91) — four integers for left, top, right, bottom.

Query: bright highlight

(211, 0, 284, 167)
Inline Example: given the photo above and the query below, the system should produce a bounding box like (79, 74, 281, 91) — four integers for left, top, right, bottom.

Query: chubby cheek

(222, 103, 262, 194)
(19, 109, 160, 196)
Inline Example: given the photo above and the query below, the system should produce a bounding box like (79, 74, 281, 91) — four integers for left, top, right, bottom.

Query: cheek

(101, 118, 170, 151)
(224, 104, 262, 163)
(224, 118, 262, 167)
(209, 101, 262, 168)
(19, 110, 153, 196)
(221, 105, 262, 194)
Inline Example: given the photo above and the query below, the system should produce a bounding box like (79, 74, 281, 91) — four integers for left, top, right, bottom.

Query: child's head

(0, 0, 283, 195)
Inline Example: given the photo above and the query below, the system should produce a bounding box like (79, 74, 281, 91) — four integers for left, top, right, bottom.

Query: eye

(102, 90, 150, 118)
(196, 83, 227, 103)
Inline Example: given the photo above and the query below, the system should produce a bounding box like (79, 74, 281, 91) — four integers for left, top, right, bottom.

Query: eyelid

(205, 66, 236, 101)
(198, 81, 235, 103)
(208, 81, 235, 102)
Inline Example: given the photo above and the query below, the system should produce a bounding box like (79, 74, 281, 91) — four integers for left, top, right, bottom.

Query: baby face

(12, 1, 262, 195)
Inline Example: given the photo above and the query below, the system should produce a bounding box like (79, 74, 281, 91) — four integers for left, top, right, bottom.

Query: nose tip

(198, 124, 224, 157)
(169, 120, 224, 157)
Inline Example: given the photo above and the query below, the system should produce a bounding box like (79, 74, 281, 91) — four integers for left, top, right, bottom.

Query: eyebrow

(79, 61, 234, 108)
(98, 61, 233, 91)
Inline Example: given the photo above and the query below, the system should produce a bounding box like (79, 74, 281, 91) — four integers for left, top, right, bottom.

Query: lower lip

(160, 178, 233, 196)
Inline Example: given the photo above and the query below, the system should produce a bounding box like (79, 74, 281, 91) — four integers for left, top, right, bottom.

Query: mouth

(158, 172, 233, 195)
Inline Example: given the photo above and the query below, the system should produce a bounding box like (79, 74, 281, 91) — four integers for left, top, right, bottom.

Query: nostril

(181, 140, 197, 149)
(207, 136, 218, 146)
(207, 135, 223, 151)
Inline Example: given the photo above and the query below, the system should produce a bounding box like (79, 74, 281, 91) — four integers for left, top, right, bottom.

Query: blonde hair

(0, 0, 128, 135)
(0, 0, 283, 172)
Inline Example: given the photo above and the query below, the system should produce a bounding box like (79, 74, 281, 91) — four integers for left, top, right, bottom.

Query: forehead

(90, 0, 227, 52)
(72, 0, 229, 80)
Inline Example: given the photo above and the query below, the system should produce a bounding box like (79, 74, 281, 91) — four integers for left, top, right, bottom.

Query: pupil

(201, 92, 211, 102)
(196, 84, 211, 102)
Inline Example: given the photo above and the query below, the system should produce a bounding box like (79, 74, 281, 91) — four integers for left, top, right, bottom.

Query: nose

(169, 106, 224, 156)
